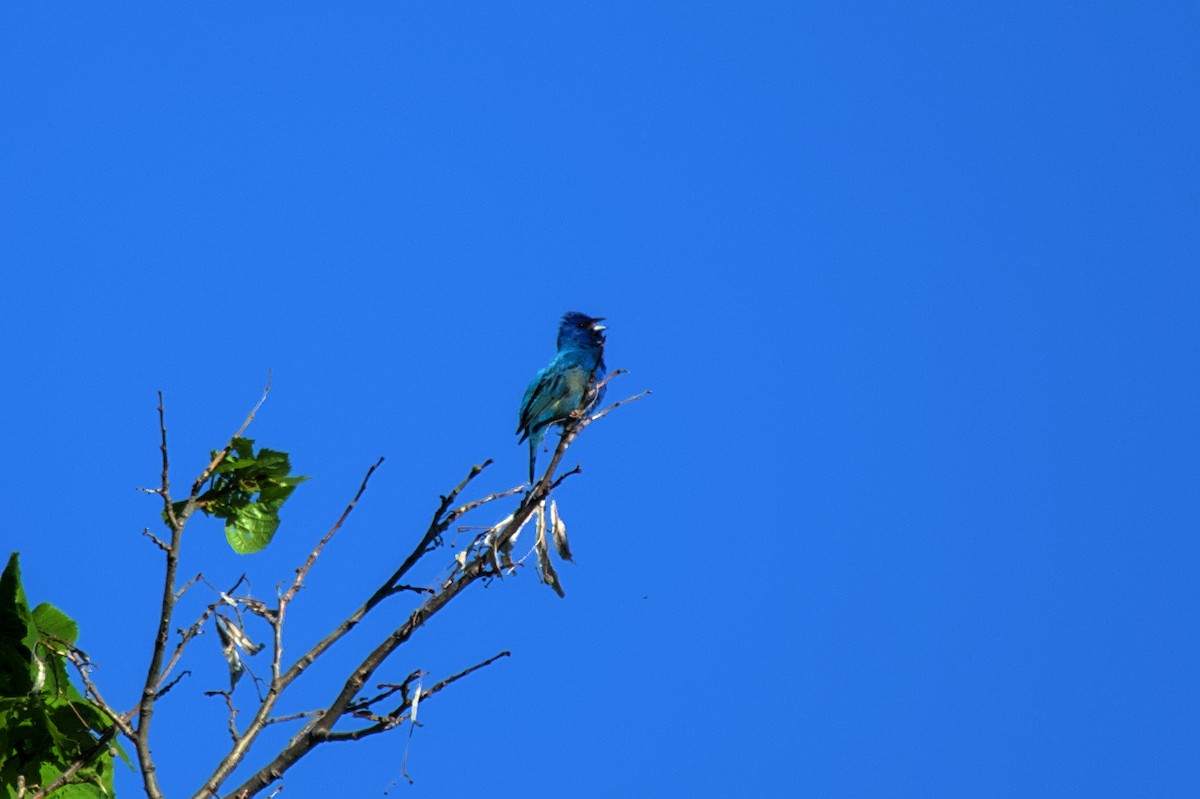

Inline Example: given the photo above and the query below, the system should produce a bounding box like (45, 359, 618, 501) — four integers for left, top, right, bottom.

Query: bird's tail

(528, 436, 538, 483)
(526, 426, 550, 484)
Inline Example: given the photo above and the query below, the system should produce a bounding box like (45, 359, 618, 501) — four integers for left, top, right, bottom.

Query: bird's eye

(577, 322, 588, 329)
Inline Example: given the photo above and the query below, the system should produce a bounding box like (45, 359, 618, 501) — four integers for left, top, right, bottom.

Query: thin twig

(324, 651, 510, 742)
(154, 669, 192, 701)
(549, 465, 583, 491)
(67, 650, 136, 739)
(345, 670, 422, 716)
(282, 457, 384, 606)
(447, 484, 525, 521)
(594, 367, 629, 391)
(204, 691, 241, 742)
(155, 596, 220, 694)
(158, 392, 177, 530)
(385, 584, 436, 597)
(192, 374, 272, 495)
(264, 710, 322, 727)
(589, 389, 651, 424)
(420, 650, 511, 701)
(176, 572, 204, 601)
(142, 528, 169, 551)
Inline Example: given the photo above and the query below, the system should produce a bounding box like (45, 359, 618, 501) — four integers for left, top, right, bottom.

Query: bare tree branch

(447, 483, 526, 520)
(134, 381, 271, 799)
(158, 392, 178, 531)
(134, 391, 189, 799)
(175, 572, 204, 601)
(384, 584, 436, 597)
(204, 690, 241, 742)
(219, 564, 489, 798)
(275, 459, 497, 693)
(215, 417, 612, 798)
(154, 669, 192, 701)
(207, 375, 648, 798)
(192, 373, 272, 496)
(263, 710, 322, 727)
(190, 457, 410, 797)
(67, 649, 136, 740)
(74, 371, 649, 799)
(141, 528, 169, 551)
(589, 388, 652, 424)
(154, 577, 247, 704)
(282, 457, 385, 607)
(325, 651, 511, 742)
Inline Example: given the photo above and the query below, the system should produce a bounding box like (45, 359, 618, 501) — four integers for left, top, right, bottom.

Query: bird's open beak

(592, 318, 606, 332)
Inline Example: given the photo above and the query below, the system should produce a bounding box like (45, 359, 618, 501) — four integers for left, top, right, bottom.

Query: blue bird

(517, 312, 608, 482)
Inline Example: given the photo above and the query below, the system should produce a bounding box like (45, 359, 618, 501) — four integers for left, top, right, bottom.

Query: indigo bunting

(517, 312, 608, 482)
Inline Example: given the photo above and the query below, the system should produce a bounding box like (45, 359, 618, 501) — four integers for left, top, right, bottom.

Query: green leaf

(32, 604, 79, 650)
(224, 504, 282, 554)
(208, 441, 306, 554)
(158, 439, 307, 554)
(112, 737, 132, 769)
(0, 556, 120, 798)
(254, 447, 290, 473)
(255, 481, 299, 513)
(0, 553, 38, 697)
(33, 761, 109, 798)
(68, 697, 108, 732)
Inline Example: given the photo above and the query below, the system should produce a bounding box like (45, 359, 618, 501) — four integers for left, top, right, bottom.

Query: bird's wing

(518, 346, 607, 438)
(517, 366, 570, 439)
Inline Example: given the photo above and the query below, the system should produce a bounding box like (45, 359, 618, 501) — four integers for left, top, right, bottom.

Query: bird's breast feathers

(560, 368, 592, 397)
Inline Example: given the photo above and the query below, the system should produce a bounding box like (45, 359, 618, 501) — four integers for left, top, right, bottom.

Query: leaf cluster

(171, 438, 308, 555)
(0, 553, 125, 798)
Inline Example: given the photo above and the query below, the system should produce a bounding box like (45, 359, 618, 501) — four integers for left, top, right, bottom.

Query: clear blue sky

(2, 3, 1197, 797)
